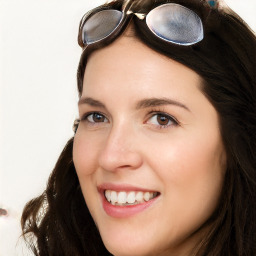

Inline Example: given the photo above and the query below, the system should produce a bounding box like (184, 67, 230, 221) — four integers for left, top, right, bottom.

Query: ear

(73, 119, 80, 133)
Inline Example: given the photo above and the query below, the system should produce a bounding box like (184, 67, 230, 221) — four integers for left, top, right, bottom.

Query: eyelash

(146, 110, 179, 129)
(81, 112, 108, 125)
(80, 110, 179, 129)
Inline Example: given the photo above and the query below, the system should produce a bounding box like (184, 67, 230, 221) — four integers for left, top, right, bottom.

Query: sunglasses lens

(146, 4, 203, 45)
(82, 9, 123, 45)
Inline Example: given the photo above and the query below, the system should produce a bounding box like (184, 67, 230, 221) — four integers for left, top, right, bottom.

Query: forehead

(80, 36, 208, 120)
(83, 26, 202, 93)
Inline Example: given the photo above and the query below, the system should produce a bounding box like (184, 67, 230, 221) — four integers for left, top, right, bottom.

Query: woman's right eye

(83, 112, 108, 123)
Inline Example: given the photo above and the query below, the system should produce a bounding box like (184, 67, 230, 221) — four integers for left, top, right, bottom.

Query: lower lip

(101, 193, 159, 218)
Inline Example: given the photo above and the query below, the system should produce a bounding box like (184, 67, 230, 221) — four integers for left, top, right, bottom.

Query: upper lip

(97, 183, 160, 193)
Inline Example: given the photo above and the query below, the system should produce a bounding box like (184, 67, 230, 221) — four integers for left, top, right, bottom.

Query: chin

(104, 241, 153, 256)
(98, 224, 171, 256)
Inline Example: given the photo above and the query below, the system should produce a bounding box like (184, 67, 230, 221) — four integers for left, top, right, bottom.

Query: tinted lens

(146, 3, 203, 45)
(82, 9, 123, 44)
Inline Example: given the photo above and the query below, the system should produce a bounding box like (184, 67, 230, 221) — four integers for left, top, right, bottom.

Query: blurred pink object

(0, 208, 8, 216)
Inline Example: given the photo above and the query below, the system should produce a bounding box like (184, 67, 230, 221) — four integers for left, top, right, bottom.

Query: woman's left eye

(146, 113, 178, 128)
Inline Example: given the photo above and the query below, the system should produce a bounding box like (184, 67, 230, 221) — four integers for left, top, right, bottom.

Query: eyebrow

(136, 97, 190, 112)
(78, 97, 106, 108)
(78, 97, 190, 112)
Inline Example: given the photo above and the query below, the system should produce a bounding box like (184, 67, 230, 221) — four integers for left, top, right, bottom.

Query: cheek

(150, 131, 226, 221)
(73, 132, 100, 176)
(73, 134, 94, 205)
(73, 132, 100, 216)
(151, 133, 225, 181)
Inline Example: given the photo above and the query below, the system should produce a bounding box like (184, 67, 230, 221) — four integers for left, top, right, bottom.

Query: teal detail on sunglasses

(207, 0, 217, 8)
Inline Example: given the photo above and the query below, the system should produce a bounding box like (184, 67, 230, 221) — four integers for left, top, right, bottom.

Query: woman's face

(73, 33, 226, 256)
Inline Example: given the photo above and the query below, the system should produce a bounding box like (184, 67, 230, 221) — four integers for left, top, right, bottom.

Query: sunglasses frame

(78, 1, 204, 51)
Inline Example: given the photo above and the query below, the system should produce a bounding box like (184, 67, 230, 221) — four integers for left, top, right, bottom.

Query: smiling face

(73, 32, 226, 256)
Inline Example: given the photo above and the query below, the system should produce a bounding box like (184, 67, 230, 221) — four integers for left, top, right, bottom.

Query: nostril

(98, 147, 143, 172)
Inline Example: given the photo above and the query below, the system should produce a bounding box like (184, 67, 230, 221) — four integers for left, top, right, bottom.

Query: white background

(0, 0, 255, 255)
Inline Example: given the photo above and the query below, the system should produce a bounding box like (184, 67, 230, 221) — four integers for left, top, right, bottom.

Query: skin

(73, 28, 226, 256)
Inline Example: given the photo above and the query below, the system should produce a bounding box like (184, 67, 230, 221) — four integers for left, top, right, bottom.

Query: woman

(21, 0, 256, 255)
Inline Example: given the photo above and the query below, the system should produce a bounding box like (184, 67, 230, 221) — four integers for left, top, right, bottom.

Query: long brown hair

(21, 0, 256, 255)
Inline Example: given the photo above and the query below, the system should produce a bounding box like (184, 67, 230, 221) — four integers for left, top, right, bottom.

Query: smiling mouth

(104, 190, 160, 206)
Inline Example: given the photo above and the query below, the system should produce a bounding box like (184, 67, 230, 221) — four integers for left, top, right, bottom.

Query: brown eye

(87, 113, 108, 123)
(147, 113, 178, 128)
(93, 113, 105, 122)
(157, 114, 170, 125)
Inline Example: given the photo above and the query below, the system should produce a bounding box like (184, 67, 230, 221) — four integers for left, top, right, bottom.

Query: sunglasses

(78, 0, 204, 49)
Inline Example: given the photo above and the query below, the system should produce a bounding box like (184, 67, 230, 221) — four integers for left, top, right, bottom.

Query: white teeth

(118, 192, 126, 204)
(144, 192, 150, 201)
(135, 191, 143, 202)
(110, 191, 118, 204)
(105, 190, 158, 206)
(105, 190, 111, 202)
(127, 191, 136, 204)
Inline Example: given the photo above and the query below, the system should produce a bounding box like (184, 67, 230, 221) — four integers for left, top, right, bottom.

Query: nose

(98, 124, 143, 172)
